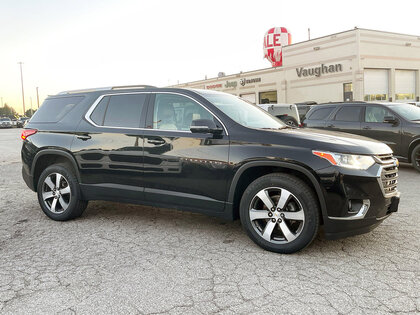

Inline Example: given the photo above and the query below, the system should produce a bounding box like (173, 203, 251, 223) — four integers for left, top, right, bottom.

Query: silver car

(258, 103, 301, 127)
(0, 117, 12, 128)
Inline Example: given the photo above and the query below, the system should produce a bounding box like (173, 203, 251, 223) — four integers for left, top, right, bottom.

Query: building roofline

(173, 27, 420, 87)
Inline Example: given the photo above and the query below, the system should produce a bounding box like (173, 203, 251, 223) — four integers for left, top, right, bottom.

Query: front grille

(375, 154, 398, 196)
(376, 153, 394, 164)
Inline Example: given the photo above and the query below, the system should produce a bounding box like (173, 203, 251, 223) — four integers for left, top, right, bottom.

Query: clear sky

(1, 0, 419, 114)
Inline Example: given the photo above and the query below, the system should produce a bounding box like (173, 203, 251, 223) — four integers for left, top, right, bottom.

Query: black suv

(303, 102, 420, 172)
(21, 86, 400, 253)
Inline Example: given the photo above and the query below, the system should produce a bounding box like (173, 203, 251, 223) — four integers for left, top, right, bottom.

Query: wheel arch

(227, 161, 327, 222)
(408, 138, 420, 163)
(32, 149, 81, 191)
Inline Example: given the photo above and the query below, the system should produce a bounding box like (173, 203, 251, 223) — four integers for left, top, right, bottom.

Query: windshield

(388, 104, 420, 121)
(199, 92, 286, 129)
(1, 118, 10, 121)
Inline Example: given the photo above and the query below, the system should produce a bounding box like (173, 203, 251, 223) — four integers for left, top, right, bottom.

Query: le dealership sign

(296, 64, 343, 78)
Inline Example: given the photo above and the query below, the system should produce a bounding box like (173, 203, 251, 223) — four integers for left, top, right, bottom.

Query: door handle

(327, 124, 335, 128)
(147, 139, 166, 145)
(77, 135, 91, 141)
(362, 126, 371, 130)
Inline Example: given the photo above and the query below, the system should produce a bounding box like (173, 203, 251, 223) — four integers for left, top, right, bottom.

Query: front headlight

(313, 151, 375, 170)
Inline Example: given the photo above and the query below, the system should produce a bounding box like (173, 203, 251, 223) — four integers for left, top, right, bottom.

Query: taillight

(21, 129, 37, 140)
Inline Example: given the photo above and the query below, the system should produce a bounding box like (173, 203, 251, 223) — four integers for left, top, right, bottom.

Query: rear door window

(102, 94, 147, 128)
(334, 106, 362, 122)
(30, 96, 84, 123)
(307, 107, 335, 120)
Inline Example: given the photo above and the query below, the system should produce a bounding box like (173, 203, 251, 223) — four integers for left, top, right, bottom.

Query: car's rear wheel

(279, 116, 298, 127)
(240, 173, 319, 254)
(411, 144, 420, 172)
(37, 164, 88, 221)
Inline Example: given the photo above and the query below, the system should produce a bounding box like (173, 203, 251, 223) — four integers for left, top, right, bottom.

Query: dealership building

(174, 28, 420, 104)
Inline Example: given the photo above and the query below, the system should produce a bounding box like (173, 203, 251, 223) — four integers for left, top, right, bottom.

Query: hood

(269, 127, 393, 155)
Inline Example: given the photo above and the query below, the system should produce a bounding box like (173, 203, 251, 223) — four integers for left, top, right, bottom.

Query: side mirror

(190, 119, 223, 135)
(383, 116, 398, 124)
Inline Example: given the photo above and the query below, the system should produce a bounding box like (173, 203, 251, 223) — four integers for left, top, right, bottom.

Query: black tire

(411, 144, 420, 172)
(240, 173, 320, 254)
(279, 116, 298, 127)
(37, 163, 88, 221)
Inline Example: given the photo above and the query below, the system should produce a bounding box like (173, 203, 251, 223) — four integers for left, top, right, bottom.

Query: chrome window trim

(84, 91, 229, 135)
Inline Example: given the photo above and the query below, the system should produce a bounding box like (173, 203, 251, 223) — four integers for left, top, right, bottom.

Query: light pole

(18, 62, 25, 115)
(36, 87, 40, 108)
(30, 97, 33, 117)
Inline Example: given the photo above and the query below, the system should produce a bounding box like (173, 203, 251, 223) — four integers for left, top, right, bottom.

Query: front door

(361, 105, 401, 154)
(72, 93, 149, 200)
(142, 93, 230, 214)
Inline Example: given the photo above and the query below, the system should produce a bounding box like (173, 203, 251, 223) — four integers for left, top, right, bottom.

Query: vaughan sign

(296, 64, 343, 78)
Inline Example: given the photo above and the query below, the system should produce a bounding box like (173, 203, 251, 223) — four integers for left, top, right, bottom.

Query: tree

(0, 104, 17, 119)
(25, 109, 37, 118)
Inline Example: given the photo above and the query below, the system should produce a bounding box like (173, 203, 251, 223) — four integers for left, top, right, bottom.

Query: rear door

(361, 105, 402, 153)
(142, 92, 230, 214)
(304, 106, 336, 128)
(326, 105, 363, 135)
(72, 93, 149, 201)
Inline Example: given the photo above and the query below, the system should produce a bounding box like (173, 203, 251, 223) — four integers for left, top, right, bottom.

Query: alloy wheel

(42, 173, 71, 214)
(249, 187, 305, 244)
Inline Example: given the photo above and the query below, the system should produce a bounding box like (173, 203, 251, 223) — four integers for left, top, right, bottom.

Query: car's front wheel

(411, 144, 420, 172)
(37, 164, 88, 221)
(240, 173, 320, 254)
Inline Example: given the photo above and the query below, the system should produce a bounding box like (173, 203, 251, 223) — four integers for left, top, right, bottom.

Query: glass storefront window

(364, 94, 388, 101)
(259, 91, 277, 104)
(396, 93, 415, 101)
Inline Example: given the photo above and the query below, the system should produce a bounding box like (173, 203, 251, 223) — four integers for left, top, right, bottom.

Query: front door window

(153, 94, 214, 131)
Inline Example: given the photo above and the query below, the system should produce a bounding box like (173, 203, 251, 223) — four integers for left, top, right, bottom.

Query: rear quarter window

(30, 96, 85, 123)
(307, 107, 336, 120)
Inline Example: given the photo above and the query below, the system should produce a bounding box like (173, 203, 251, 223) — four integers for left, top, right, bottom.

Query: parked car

(295, 101, 317, 121)
(258, 103, 301, 127)
(303, 102, 420, 172)
(17, 117, 29, 128)
(407, 101, 420, 107)
(0, 117, 12, 128)
(11, 119, 18, 127)
(22, 86, 400, 253)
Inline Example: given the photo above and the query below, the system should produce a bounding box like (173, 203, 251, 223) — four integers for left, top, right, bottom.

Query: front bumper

(316, 157, 400, 239)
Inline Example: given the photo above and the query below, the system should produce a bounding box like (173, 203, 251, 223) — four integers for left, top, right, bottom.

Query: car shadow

(79, 200, 389, 256)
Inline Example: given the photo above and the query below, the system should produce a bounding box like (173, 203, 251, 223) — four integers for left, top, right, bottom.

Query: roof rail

(111, 85, 156, 90)
(58, 85, 156, 95)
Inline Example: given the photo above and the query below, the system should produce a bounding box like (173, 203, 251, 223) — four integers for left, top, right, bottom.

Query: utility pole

(308, 28, 311, 40)
(36, 87, 40, 108)
(30, 97, 33, 117)
(18, 62, 25, 115)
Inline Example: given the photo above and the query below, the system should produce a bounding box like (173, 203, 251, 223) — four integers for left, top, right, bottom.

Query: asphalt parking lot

(0, 127, 419, 314)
